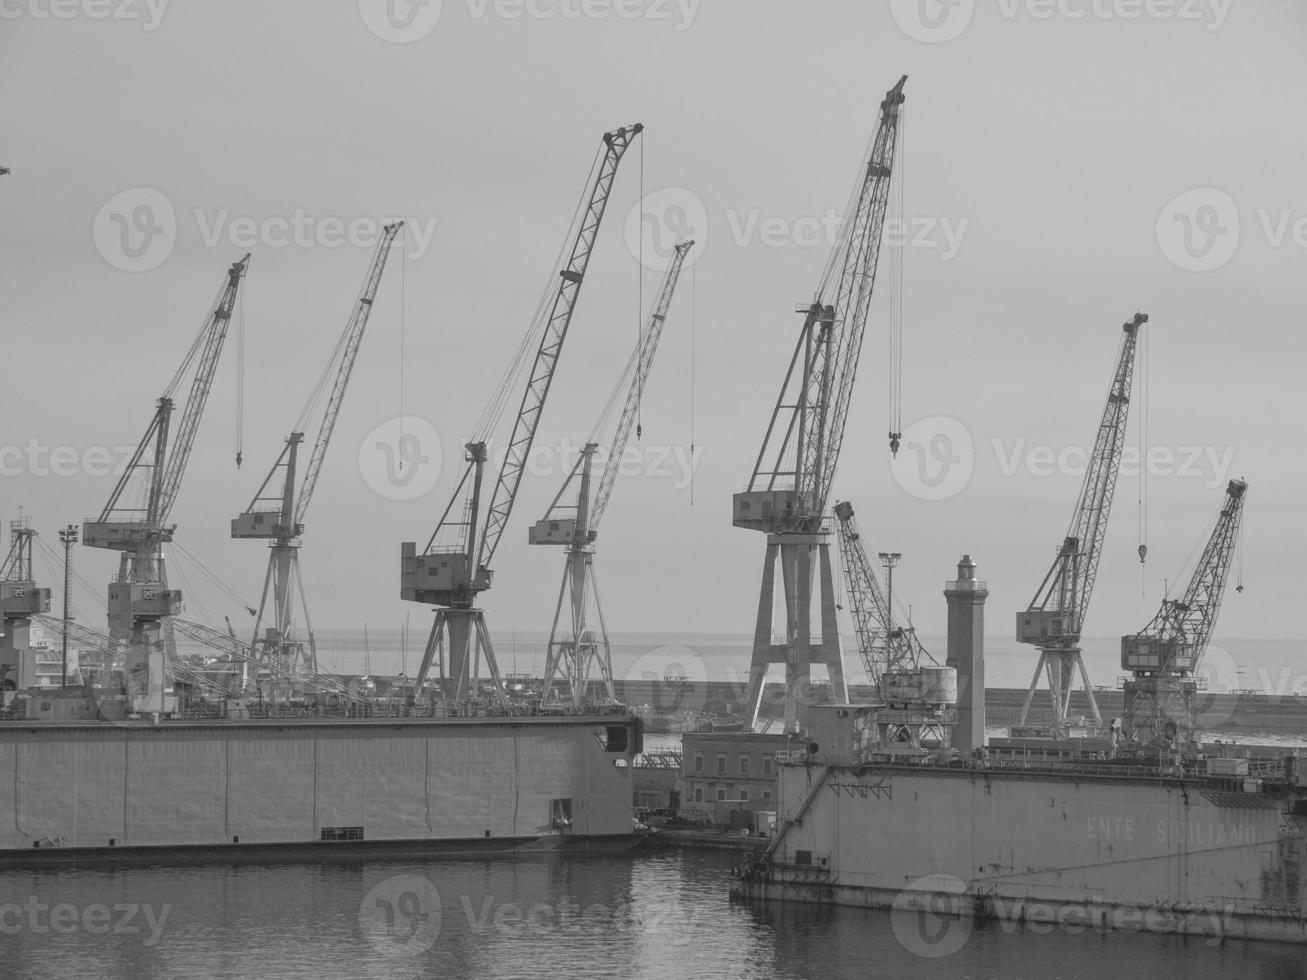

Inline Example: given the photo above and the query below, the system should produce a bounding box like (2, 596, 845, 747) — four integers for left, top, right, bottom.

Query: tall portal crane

(529, 239, 694, 706)
(1120, 479, 1247, 752)
(233, 224, 402, 675)
(82, 254, 250, 715)
(402, 124, 642, 706)
(0, 520, 53, 691)
(1016, 312, 1147, 736)
(734, 76, 907, 732)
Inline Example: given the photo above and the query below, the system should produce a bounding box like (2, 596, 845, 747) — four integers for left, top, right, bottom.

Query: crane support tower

(402, 124, 642, 707)
(1120, 479, 1247, 753)
(530, 239, 694, 706)
(83, 254, 250, 715)
(0, 521, 53, 691)
(834, 501, 956, 755)
(1015, 312, 1146, 737)
(233, 223, 402, 678)
(734, 76, 907, 733)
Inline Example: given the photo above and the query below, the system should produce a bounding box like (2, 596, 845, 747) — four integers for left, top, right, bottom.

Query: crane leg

(742, 541, 782, 729)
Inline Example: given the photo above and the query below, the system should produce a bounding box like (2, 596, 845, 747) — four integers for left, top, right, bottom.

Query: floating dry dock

(729, 556, 1307, 944)
(732, 733, 1307, 944)
(0, 713, 642, 865)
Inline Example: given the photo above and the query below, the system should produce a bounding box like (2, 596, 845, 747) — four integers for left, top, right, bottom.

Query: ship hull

(0, 714, 641, 866)
(731, 762, 1307, 944)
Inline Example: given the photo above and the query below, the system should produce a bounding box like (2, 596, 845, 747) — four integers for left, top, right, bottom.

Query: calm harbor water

(1, 849, 1303, 979)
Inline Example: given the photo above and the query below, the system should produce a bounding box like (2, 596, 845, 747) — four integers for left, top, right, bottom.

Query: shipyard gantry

(734, 76, 907, 733)
(1015, 313, 1147, 737)
(530, 239, 694, 706)
(401, 123, 643, 708)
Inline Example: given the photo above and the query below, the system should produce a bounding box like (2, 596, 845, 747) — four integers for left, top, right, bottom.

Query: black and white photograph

(1, 2, 1305, 977)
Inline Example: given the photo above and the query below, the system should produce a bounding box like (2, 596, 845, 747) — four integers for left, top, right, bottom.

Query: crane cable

(399, 225, 407, 469)
(470, 143, 605, 444)
(637, 135, 645, 441)
(238, 270, 248, 468)
(170, 540, 257, 617)
(689, 258, 696, 507)
(1137, 320, 1149, 594)
(888, 107, 907, 457)
(1235, 501, 1246, 593)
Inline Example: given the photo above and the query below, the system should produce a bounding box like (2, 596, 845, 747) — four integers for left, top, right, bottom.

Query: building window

(763, 790, 772, 802)
(740, 789, 750, 802)
(694, 753, 703, 773)
(739, 756, 750, 776)
(694, 786, 703, 803)
(763, 756, 773, 776)
(717, 786, 727, 802)
(716, 754, 726, 775)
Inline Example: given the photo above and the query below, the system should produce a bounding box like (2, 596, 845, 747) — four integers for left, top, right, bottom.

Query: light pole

(878, 552, 901, 636)
(58, 524, 77, 687)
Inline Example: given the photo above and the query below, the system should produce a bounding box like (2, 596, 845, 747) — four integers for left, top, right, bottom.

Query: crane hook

(236, 451, 243, 469)
(1137, 544, 1147, 564)
(888, 432, 901, 457)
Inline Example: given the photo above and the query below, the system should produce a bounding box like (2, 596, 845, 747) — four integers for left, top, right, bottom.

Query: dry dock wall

(0, 719, 635, 850)
(758, 764, 1307, 939)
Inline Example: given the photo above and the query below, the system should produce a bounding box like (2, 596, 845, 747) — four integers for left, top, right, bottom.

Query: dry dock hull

(731, 763, 1307, 944)
(0, 714, 640, 866)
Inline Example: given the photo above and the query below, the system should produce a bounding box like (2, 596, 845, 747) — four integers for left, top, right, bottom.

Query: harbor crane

(834, 501, 955, 753)
(402, 124, 642, 706)
(1120, 479, 1247, 752)
(82, 255, 250, 715)
(833, 501, 931, 688)
(1, 521, 52, 691)
(529, 239, 694, 706)
(233, 224, 402, 675)
(734, 76, 907, 732)
(1016, 312, 1147, 737)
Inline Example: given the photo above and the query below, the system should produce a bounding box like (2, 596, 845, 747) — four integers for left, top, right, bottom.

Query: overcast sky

(2, 1, 1304, 656)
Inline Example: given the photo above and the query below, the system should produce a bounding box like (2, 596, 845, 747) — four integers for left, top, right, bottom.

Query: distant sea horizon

(204, 627, 1305, 698)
